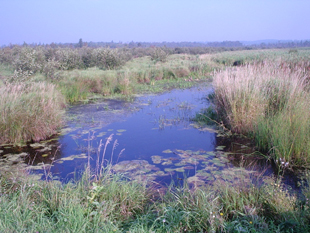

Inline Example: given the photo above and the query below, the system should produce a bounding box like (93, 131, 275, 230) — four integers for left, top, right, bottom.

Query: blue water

(49, 85, 218, 182)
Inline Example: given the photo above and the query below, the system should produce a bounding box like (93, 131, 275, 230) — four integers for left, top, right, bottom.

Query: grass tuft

(0, 82, 65, 144)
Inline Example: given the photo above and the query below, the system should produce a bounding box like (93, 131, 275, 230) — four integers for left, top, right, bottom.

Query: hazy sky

(1, 0, 309, 45)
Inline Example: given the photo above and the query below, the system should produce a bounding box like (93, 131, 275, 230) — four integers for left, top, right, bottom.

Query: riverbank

(212, 55, 310, 169)
(1, 48, 309, 145)
(1, 163, 310, 232)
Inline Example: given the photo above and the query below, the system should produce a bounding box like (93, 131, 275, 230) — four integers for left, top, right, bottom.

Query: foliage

(150, 47, 168, 63)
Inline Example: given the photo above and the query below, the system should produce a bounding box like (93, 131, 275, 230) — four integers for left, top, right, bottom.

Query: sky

(0, 0, 309, 46)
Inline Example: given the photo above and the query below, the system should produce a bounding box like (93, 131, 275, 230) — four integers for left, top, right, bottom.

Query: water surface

(0, 84, 272, 187)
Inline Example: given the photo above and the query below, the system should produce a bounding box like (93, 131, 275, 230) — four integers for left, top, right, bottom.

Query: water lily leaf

(162, 149, 173, 154)
(113, 160, 158, 174)
(30, 143, 46, 149)
(117, 129, 126, 133)
(162, 160, 173, 166)
(116, 133, 122, 136)
(164, 168, 175, 172)
(60, 156, 75, 161)
(107, 129, 114, 131)
(151, 155, 162, 164)
(216, 146, 225, 150)
(60, 127, 74, 135)
(155, 171, 167, 176)
(207, 151, 216, 156)
(37, 146, 52, 152)
(97, 132, 107, 137)
(175, 167, 185, 172)
(187, 176, 205, 186)
(200, 127, 218, 133)
(174, 162, 186, 166)
(28, 163, 53, 170)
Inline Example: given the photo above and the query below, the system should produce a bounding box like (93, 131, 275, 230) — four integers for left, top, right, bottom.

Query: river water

(0, 84, 275, 187)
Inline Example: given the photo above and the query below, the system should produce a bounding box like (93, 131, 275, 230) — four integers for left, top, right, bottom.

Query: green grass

(54, 54, 214, 103)
(1, 166, 310, 232)
(0, 82, 65, 145)
(212, 56, 310, 168)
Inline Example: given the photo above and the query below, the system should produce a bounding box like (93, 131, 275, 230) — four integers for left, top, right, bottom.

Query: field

(1, 45, 310, 232)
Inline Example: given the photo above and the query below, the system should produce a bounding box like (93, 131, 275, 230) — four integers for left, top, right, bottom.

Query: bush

(150, 47, 168, 63)
(56, 48, 83, 70)
(91, 48, 126, 70)
(12, 47, 44, 74)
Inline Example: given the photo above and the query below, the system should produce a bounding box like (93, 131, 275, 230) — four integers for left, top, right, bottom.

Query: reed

(213, 59, 310, 167)
(0, 82, 65, 144)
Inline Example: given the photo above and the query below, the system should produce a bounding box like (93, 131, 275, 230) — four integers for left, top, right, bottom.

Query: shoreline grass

(1, 165, 310, 232)
(0, 82, 65, 145)
(212, 59, 310, 168)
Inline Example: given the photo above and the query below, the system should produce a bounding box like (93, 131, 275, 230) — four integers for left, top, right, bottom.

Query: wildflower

(163, 219, 166, 223)
(220, 213, 224, 216)
(249, 221, 252, 224)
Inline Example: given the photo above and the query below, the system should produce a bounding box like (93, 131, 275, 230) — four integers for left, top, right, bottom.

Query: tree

(78, 38, 83, 48)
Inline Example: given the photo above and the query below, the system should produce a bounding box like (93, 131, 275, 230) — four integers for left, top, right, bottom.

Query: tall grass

(213, 60, 310, 167)
(57, 54, 213, 103)
(0, 82, 65, 144)
(2, 166, 309, 232)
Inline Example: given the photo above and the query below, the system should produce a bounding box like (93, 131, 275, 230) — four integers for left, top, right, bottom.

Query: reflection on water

(0, 84, 275, 187)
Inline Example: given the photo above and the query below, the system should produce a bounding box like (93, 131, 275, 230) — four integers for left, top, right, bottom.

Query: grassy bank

(55, 54, 215, 103)
(0, 82, 65, 145)
(0, 53, 214, 144)
(1, 166, 310, 232)
(212, 57, 310, 168)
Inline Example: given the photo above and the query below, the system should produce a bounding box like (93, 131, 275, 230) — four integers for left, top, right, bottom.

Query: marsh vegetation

(1, 44, 310, 232)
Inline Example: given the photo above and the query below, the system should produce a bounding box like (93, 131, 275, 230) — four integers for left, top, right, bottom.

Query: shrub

(91, 48, 125, 70)
(150, 47, 168, 63)
(56, 48, 83, 70)
(12, 47, 44, 74)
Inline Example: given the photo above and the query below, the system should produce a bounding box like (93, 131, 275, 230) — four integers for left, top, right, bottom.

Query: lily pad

(216, 146, 225, 151)
(117, 129, 126, 133)
(97, 132, 107, 137)
(175, 167, 185, 172)
(37, 146, 52, 152)
(60, 127, 75, 135)
(162, 149, 173, 154)
(187, 176, 206, 186)
(162, 160, 173, 166)
(151, 155, 162, 164)
(113, 160, 158, 173)
(164, 168, 175, 172)
(30, 143, 46, 149)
